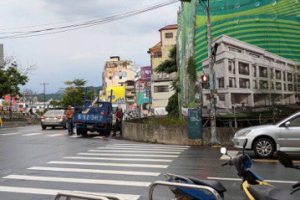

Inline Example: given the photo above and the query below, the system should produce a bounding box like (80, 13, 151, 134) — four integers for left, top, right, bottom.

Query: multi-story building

(0, 44, 4, 69)
(202, 35, 300, 109)
(102, 56, 136, 107)
(148, 25, 177, 115)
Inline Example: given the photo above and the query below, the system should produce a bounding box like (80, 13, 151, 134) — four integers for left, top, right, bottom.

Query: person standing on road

(65, 105, 74, 135)
(113, 108, 124, 137)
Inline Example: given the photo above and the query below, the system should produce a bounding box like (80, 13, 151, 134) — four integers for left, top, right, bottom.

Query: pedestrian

(113, 108, 124, 137)
(65, 105, 74, 135)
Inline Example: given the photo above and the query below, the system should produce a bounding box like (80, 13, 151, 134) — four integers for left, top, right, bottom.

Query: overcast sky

(0, 0, 180, 93)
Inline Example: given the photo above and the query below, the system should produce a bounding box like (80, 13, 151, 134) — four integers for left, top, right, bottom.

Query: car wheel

(254, 138, 275, 158)
(105, 124, 111, 137)
(42, 125, 46, 130)
(81, 130, 88, 137)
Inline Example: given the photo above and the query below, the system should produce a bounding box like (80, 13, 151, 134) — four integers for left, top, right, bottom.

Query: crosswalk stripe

(23, 133, 42, 137)
(64, 156, 173, 162)
(96, 147, 185, 152)
(4, 175, 151, 187)
(48, 161, 169, 168)
(46, 134, 63, 137)
(29, 166, 160, 176)
(0, 132, 20, 136)
(79, 153, 178, 158)
(0, 186, 140, 200)
(109, 144, 189, 149)
(89, 149, 182, 154)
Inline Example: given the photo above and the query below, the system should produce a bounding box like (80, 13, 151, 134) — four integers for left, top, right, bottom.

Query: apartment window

(119, 76, 122, 80)
(252, 66, 256, 77)
(276, 60, 285, 66)
(288, 73, 293, 82)
(157, 73, 163, 79)
(264, 56, 275, 62)
(109, 77, 112, 80)
(228, 60, 235, 74)
(219, 94, 225, 101)
(229, 46, 242, 53)
(271, 82, 274, 90)
(259, 80, 268, 89)
(218, 78, 224, 88)
(259, 66, 268, 78)
(283, 73, 286, 81)
(276, 82, 282, 90)
(295, 84, 298, 92)
(239, 62, 250, 75)
(275, 70, 281, 80)
(253, 80, 257, 89)
(284, 84, 286, 91)
(288, 64, 295, 68)
(165, 32, 174, 39)
(229, 77, 236, 88)
(247, 51, 261, 58)
(239, 78, 250, 89)
(154, 85, 169, 93)
(154, 52, 162, 58)
(288, 84, 293, 91)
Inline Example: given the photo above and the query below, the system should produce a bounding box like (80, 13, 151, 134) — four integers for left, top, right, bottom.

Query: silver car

(41, 110, 67, 130)
(233, 111, 300, 158)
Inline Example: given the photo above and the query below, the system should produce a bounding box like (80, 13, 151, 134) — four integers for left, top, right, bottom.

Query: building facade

(148, 25, 178, 115)
(177, 0, 300, 108)
(202, 35, 300, 109)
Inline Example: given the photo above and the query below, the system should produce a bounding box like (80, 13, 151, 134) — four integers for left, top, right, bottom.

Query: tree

(50, 100, 61, 108)
(61, 79, 93, 107)
(155, 46, 180, 117)
(0, 60, 29, 98)
(22, 89, 37, 105)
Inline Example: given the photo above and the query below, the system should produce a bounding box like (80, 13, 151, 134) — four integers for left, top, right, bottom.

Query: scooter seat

(249, 185, 300, 200)
(188, 177, 227, 194)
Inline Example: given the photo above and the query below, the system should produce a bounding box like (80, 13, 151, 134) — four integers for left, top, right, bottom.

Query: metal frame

(54, 191, 125, 200)
(148, 181, 222, 200)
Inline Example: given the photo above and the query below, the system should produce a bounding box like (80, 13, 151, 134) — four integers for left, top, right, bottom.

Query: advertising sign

(137, 92, 150, 106)
(140, 66, 152, 79)
(106, 86, 125, 104)
(135, 79, 146, 93)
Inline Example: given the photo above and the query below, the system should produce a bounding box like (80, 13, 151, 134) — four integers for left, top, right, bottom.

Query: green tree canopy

(0, 61, 28, 98)
(154, 46, 177, 74)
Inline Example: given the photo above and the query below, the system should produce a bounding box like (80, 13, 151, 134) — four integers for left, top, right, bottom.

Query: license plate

(87, 125, 94, 129)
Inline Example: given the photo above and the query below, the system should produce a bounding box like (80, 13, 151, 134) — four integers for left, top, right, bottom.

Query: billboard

(140, 66, 152, 79)
(106, 86, 125, 104)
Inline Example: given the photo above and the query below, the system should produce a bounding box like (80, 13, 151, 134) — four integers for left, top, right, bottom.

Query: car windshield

(45, 110, 64, 116)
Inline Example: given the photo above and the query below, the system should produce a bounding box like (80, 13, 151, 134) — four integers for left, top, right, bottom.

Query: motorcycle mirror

(220, 147, 227, 155)
(243, 139, 248, 155)
(276, 151, 294, 168)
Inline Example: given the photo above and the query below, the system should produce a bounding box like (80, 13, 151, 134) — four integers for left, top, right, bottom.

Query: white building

(202, 35, 300, 109)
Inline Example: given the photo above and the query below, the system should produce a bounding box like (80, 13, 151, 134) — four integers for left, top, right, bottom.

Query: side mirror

(220, 147, 227, 155)
(285, 121, 291, 128)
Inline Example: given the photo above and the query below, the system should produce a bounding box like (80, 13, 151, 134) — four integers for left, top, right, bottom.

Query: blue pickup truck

(74, 101, 113, 137)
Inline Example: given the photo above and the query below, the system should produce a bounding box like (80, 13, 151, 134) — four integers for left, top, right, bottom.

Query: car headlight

(235, 129, 251, 137)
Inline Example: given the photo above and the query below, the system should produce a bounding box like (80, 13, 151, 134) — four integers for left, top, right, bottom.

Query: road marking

(0, 132, 21, 136)
(65, 156, 173, 162)
(252, 159, 300, 164)
(23, 133, 42, 137)
(48, 161, 169, 168)
(46, 134, 63, 137)
(79, 152, 178, 158)
(4, 175, 151, 187)
(110, 144, 189, 149)
(71, 135, 81, 138)
(96, 147, 184, 152)
(93, 136, 105, 139)
(208, 177, 298, 184)
(29, 166, 160, 176)
(0, 186, 140, 200)
(89, 149, 181, 154)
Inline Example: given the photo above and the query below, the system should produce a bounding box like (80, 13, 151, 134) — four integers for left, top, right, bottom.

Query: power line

(0, 0, 179, 40)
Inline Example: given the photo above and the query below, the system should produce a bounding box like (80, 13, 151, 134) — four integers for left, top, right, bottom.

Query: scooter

(220, 139, 300, 200)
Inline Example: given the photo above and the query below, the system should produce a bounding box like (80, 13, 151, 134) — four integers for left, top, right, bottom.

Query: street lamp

(180, 0, 220, 145)
(40, 82, 50, 109)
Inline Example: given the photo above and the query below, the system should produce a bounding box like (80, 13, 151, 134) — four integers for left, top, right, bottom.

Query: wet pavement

(0, 125, 299, 200)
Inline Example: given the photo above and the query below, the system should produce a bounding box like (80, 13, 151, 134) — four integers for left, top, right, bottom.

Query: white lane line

(93, 136, 105, 139)
(208, 177, 298, 184)
(48, 161, 169, 169)
(4, 175, 151, 187)
(0, 186, 140, 200)
(46, 134, 63, 137)
(79, 153, 178, 158)
(96, 147, 184, 152)
(0, 132, 21, 136)
(23, 133, 42, 137)
(71, 135, 81, 138)
(65, 156, 173, 162)
(29, 166, 160, 177)
(89, 150, 181, 154)
(109, 144, 189, 149)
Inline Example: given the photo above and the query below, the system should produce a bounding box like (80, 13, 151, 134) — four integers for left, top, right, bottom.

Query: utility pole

(40, 82, 50, 109)
(181, 0, 220, 145)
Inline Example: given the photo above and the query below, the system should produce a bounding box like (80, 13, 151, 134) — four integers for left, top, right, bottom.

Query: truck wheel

(105, 124, 111, 137)
(76, 129, 82, 135)
(254, 138, 275, 158)
(42, 125, 47, 130)
(81, 130, 88, 137)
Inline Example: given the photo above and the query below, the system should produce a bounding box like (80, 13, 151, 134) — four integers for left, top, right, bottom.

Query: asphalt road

(0, 125, 299, 200)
